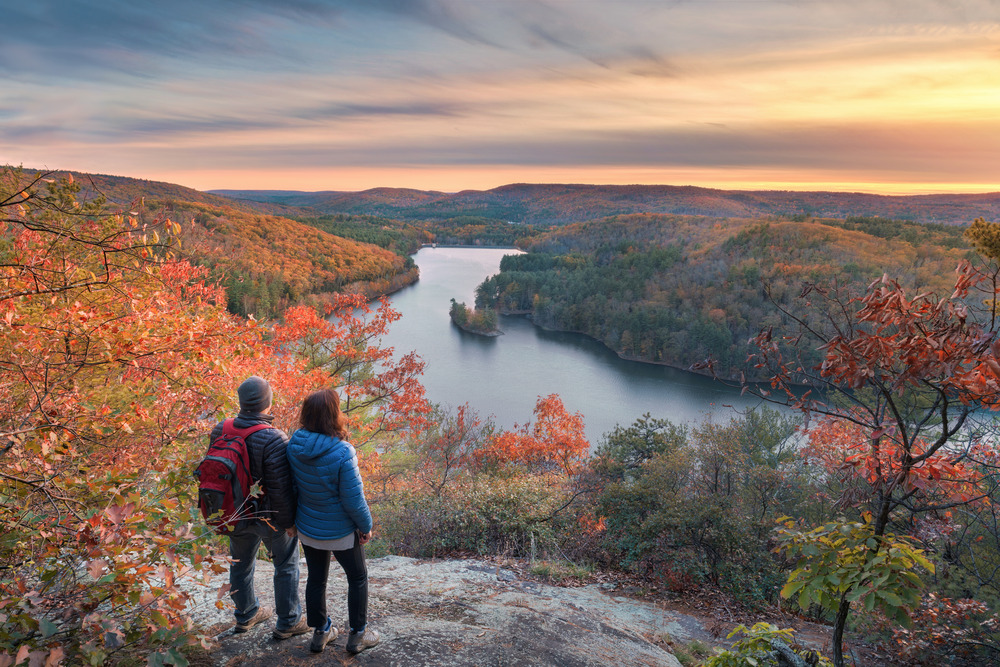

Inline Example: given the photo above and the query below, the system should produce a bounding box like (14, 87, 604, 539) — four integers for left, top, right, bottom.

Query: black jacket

(209, 412, 297, 530)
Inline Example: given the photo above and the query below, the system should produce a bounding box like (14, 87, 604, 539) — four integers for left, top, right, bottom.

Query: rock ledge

(199, 555, 690, 666)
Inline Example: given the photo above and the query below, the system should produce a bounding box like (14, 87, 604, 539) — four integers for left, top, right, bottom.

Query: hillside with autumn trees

(473, 213, 972, 379)
(159, 201, 417, 318)
(7, 164, 1000, 667)
(64, 171, 308, 218)
(26, 170, 419, 319)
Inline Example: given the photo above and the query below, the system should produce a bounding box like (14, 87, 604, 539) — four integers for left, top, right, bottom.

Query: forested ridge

(23, 170, 420, 319)
(47, 170, 307, 218)
(213, 182, 1000, 226)
(475, 213, 972, 379)
(161, 201, 417, 318)
(295, 211, 538, 252)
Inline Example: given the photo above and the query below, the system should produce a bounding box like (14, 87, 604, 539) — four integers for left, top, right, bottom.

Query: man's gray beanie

(238, 376, 272, 413)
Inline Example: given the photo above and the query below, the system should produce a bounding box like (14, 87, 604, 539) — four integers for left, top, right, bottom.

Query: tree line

(449, 299, 500, 335)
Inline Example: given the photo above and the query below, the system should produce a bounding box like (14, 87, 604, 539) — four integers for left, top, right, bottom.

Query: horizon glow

(3, 1, 999, 195)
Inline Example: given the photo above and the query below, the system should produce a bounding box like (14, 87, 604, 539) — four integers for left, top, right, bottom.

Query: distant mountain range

(211, 183, 1000, 225)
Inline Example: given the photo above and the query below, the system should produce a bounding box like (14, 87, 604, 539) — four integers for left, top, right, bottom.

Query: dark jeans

(302, 538, 368, 632)
(228, 522, 301, 631)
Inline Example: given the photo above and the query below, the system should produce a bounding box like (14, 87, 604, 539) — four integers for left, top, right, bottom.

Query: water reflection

(454, 325, 499, 347)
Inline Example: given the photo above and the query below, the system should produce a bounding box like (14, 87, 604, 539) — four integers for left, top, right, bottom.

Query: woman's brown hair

(299, 388, 348, 439)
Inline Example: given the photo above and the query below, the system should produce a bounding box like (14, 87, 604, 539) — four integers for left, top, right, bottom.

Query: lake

(379, 246, 769, 444)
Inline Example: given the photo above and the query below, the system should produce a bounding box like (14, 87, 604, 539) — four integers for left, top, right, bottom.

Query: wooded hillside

(474, 213, 972, 378)
(161, 201, 416, 317)
(29, 170, 419, 318)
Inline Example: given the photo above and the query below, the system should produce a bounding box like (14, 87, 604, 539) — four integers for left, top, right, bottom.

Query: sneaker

(272, 616, 310, 640)
(309, 620, 338, 653)
(234, 605, 273, 633)
(346, 628, 380, 654)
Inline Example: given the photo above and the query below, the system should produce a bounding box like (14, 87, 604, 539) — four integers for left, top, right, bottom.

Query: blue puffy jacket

(285, 429, 373, 541)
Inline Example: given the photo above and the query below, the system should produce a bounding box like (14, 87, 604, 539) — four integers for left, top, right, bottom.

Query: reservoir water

(379, 247, 768, 443)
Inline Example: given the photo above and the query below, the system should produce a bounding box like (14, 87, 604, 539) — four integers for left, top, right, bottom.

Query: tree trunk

(832, 592, 852, 667)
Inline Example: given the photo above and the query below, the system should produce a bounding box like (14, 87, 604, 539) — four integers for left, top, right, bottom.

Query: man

(212, 376, 308, 640)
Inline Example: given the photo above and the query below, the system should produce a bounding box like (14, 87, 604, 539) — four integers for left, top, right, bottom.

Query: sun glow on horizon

(153, 165, 999, 197)
(8, 5, 1000, 198)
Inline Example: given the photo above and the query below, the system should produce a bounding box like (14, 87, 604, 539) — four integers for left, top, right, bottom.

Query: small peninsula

(449, 299, 502, 337)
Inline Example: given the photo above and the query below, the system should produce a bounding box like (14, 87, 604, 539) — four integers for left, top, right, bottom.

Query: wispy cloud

(298, 101, 466, 121)
(4, 1, 1000, 192)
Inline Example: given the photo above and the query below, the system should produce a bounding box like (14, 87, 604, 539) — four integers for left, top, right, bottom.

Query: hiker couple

(207, 376, 379, 655)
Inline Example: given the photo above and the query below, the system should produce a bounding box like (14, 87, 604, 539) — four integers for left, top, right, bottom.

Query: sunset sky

(4, 1, 1000, 194)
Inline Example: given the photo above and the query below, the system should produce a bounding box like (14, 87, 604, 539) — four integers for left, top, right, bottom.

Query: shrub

(704, 622, 832, 667)
(372, 472, 572, 558)
(592, 409, 802, 608)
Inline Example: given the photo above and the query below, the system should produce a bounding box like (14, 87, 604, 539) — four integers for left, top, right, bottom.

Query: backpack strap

(221, 419, 272, 439)
(221, 419, 275, 489)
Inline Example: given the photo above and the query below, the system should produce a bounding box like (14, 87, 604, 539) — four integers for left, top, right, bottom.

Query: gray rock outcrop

(194, 555, 690, 666)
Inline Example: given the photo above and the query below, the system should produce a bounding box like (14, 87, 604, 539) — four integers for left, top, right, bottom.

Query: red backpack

(194, 419, 272, 533)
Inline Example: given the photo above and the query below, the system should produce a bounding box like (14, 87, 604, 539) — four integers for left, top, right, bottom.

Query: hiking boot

(309, 620, 338, 653)
(346, 628, 380, 654)
(234, 605, 273, 633)
(272, 615, 310, 640)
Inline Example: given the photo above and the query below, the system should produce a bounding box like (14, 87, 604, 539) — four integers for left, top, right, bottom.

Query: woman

(285, 388, 379, 654)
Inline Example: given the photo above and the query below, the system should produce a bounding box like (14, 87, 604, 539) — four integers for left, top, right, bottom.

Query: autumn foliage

(0, 169, 262, 664)
(167, 200, 418, 318)
(0, 168, 432, 665)
(1, 166, 591, 666)
(411, 404, 496, 496)
(746, 223, 1000, 666)
(370, 397, 591, 560)
(801, 417, 982, 508)
(267, 295, 431, 475)
(476, 394, 589, 475)
(891, 593, 1000, 664)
